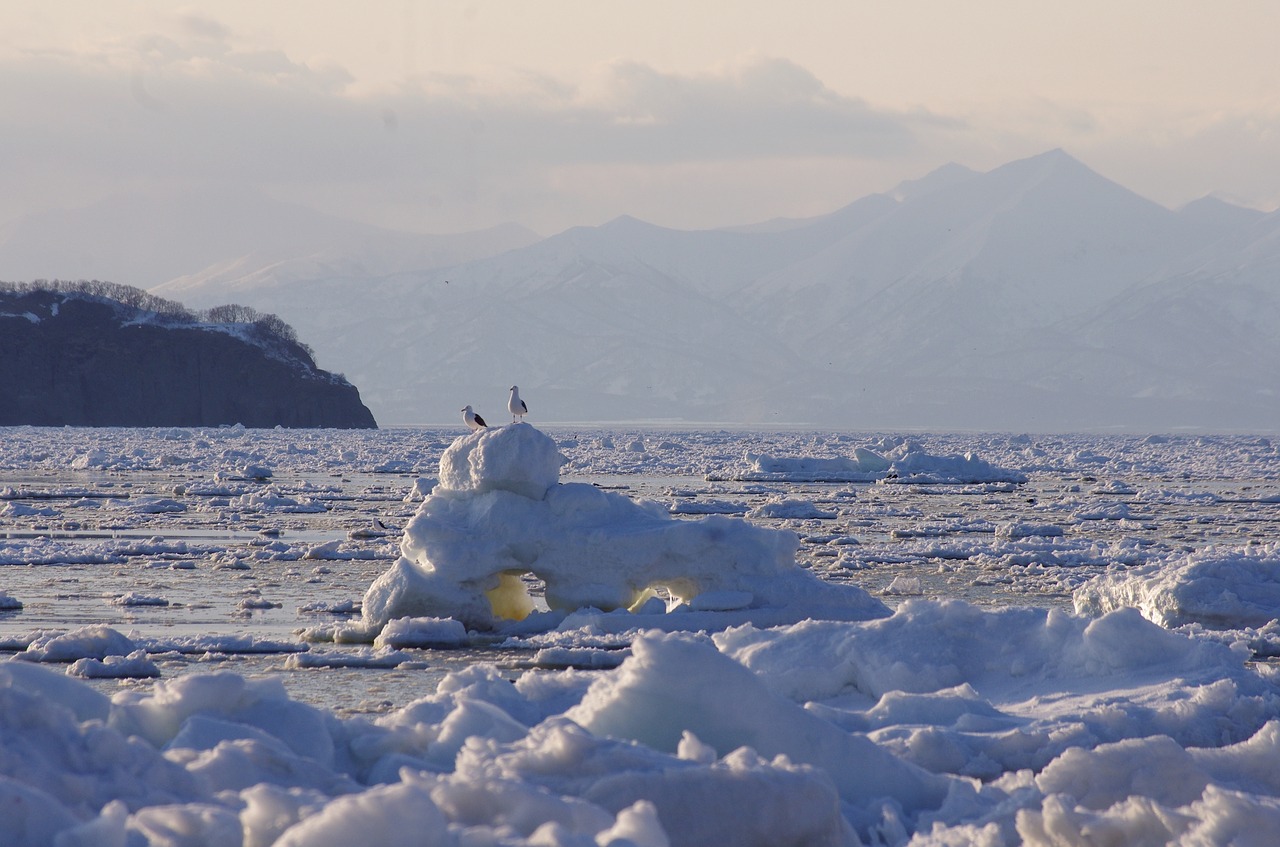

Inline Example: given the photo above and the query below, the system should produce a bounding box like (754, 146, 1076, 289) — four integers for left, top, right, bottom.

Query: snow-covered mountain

(734, 150, 1266, 429)
(6, 150, 1276, 430)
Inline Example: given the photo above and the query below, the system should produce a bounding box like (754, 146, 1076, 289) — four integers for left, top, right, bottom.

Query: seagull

(462, 405, 487, 430)
(508, 385, 528, 423)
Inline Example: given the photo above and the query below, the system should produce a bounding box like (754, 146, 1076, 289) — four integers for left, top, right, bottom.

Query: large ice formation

(362, 423, 884, 631)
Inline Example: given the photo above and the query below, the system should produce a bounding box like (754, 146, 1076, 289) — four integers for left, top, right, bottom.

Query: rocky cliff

(0, 286, 377, 428)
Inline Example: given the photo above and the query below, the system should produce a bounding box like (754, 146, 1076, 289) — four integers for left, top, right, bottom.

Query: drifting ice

(715, 439, 1027, 484)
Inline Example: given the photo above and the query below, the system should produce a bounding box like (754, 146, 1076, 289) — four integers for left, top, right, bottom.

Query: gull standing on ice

(508, 385, 528, 423)
(462, 405, 487, 430)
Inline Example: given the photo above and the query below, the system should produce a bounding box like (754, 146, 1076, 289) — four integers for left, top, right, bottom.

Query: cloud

(564, 57, 941, 160)
(175, 12, 233, 43)
(0, 40, 950, 230)
(4, 28, 1275, 235)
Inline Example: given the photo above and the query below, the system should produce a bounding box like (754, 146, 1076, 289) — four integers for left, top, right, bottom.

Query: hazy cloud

(175, 13, 233, 43)
(0, 41, 952, 232)
(2, 28, 1276, 235)
(1083, 109, 1280, 212)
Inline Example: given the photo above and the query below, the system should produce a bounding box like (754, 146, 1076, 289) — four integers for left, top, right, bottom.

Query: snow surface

(1, 424, 1280, 845)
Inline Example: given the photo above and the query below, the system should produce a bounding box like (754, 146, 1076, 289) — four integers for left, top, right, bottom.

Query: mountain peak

(1178, 194, 1268, 223)
(975, 148, 1164, 216)
(598, 214, 668, 234)
(995, 147, 1092, 179)
(890, 162, 979, 202)
(1036, 146, 1074, 161)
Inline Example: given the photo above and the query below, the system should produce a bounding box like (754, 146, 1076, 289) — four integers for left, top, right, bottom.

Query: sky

(3, 1, 1279, 237)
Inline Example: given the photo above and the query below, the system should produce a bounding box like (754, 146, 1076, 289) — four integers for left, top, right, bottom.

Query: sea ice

(713, 440, 1025, 485)
(68, 649, 161, 679)
(1, 425, 1280, 844)
(1075, 544, 1280, 630)
(361, 423, 886, 631)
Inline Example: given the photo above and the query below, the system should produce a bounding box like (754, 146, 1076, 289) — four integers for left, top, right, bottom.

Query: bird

(508, 385, 528, 423)
(461, 405, 487, 430)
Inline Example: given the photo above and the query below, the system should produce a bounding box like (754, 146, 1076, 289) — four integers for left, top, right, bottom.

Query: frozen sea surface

(2, 425, 1280, 845)
(4, 428, 1278, 658)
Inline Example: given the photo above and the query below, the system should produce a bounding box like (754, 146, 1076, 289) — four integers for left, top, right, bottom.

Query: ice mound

(362, 423, 885, 631)
(437, 420, 565, 499)
(880, 443, 1028, 485)
(714, 440, 1026, 484)
(566, 630, 952, 828)
(1075, 545, 1280, 630)
(718, 448, 891, 482)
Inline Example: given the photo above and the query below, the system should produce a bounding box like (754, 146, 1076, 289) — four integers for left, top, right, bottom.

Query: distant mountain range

(4, 150, 1278, 431)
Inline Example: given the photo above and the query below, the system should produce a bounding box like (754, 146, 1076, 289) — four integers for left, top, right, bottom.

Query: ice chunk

(363, 424, 884, 631)
(1075, 546, 1280, 630)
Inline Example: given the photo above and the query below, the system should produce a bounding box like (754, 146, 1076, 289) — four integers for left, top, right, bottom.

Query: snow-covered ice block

(362, 423, 885, 631)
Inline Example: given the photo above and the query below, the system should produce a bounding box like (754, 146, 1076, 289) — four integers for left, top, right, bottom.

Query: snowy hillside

(10, 150, 1277, 429)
